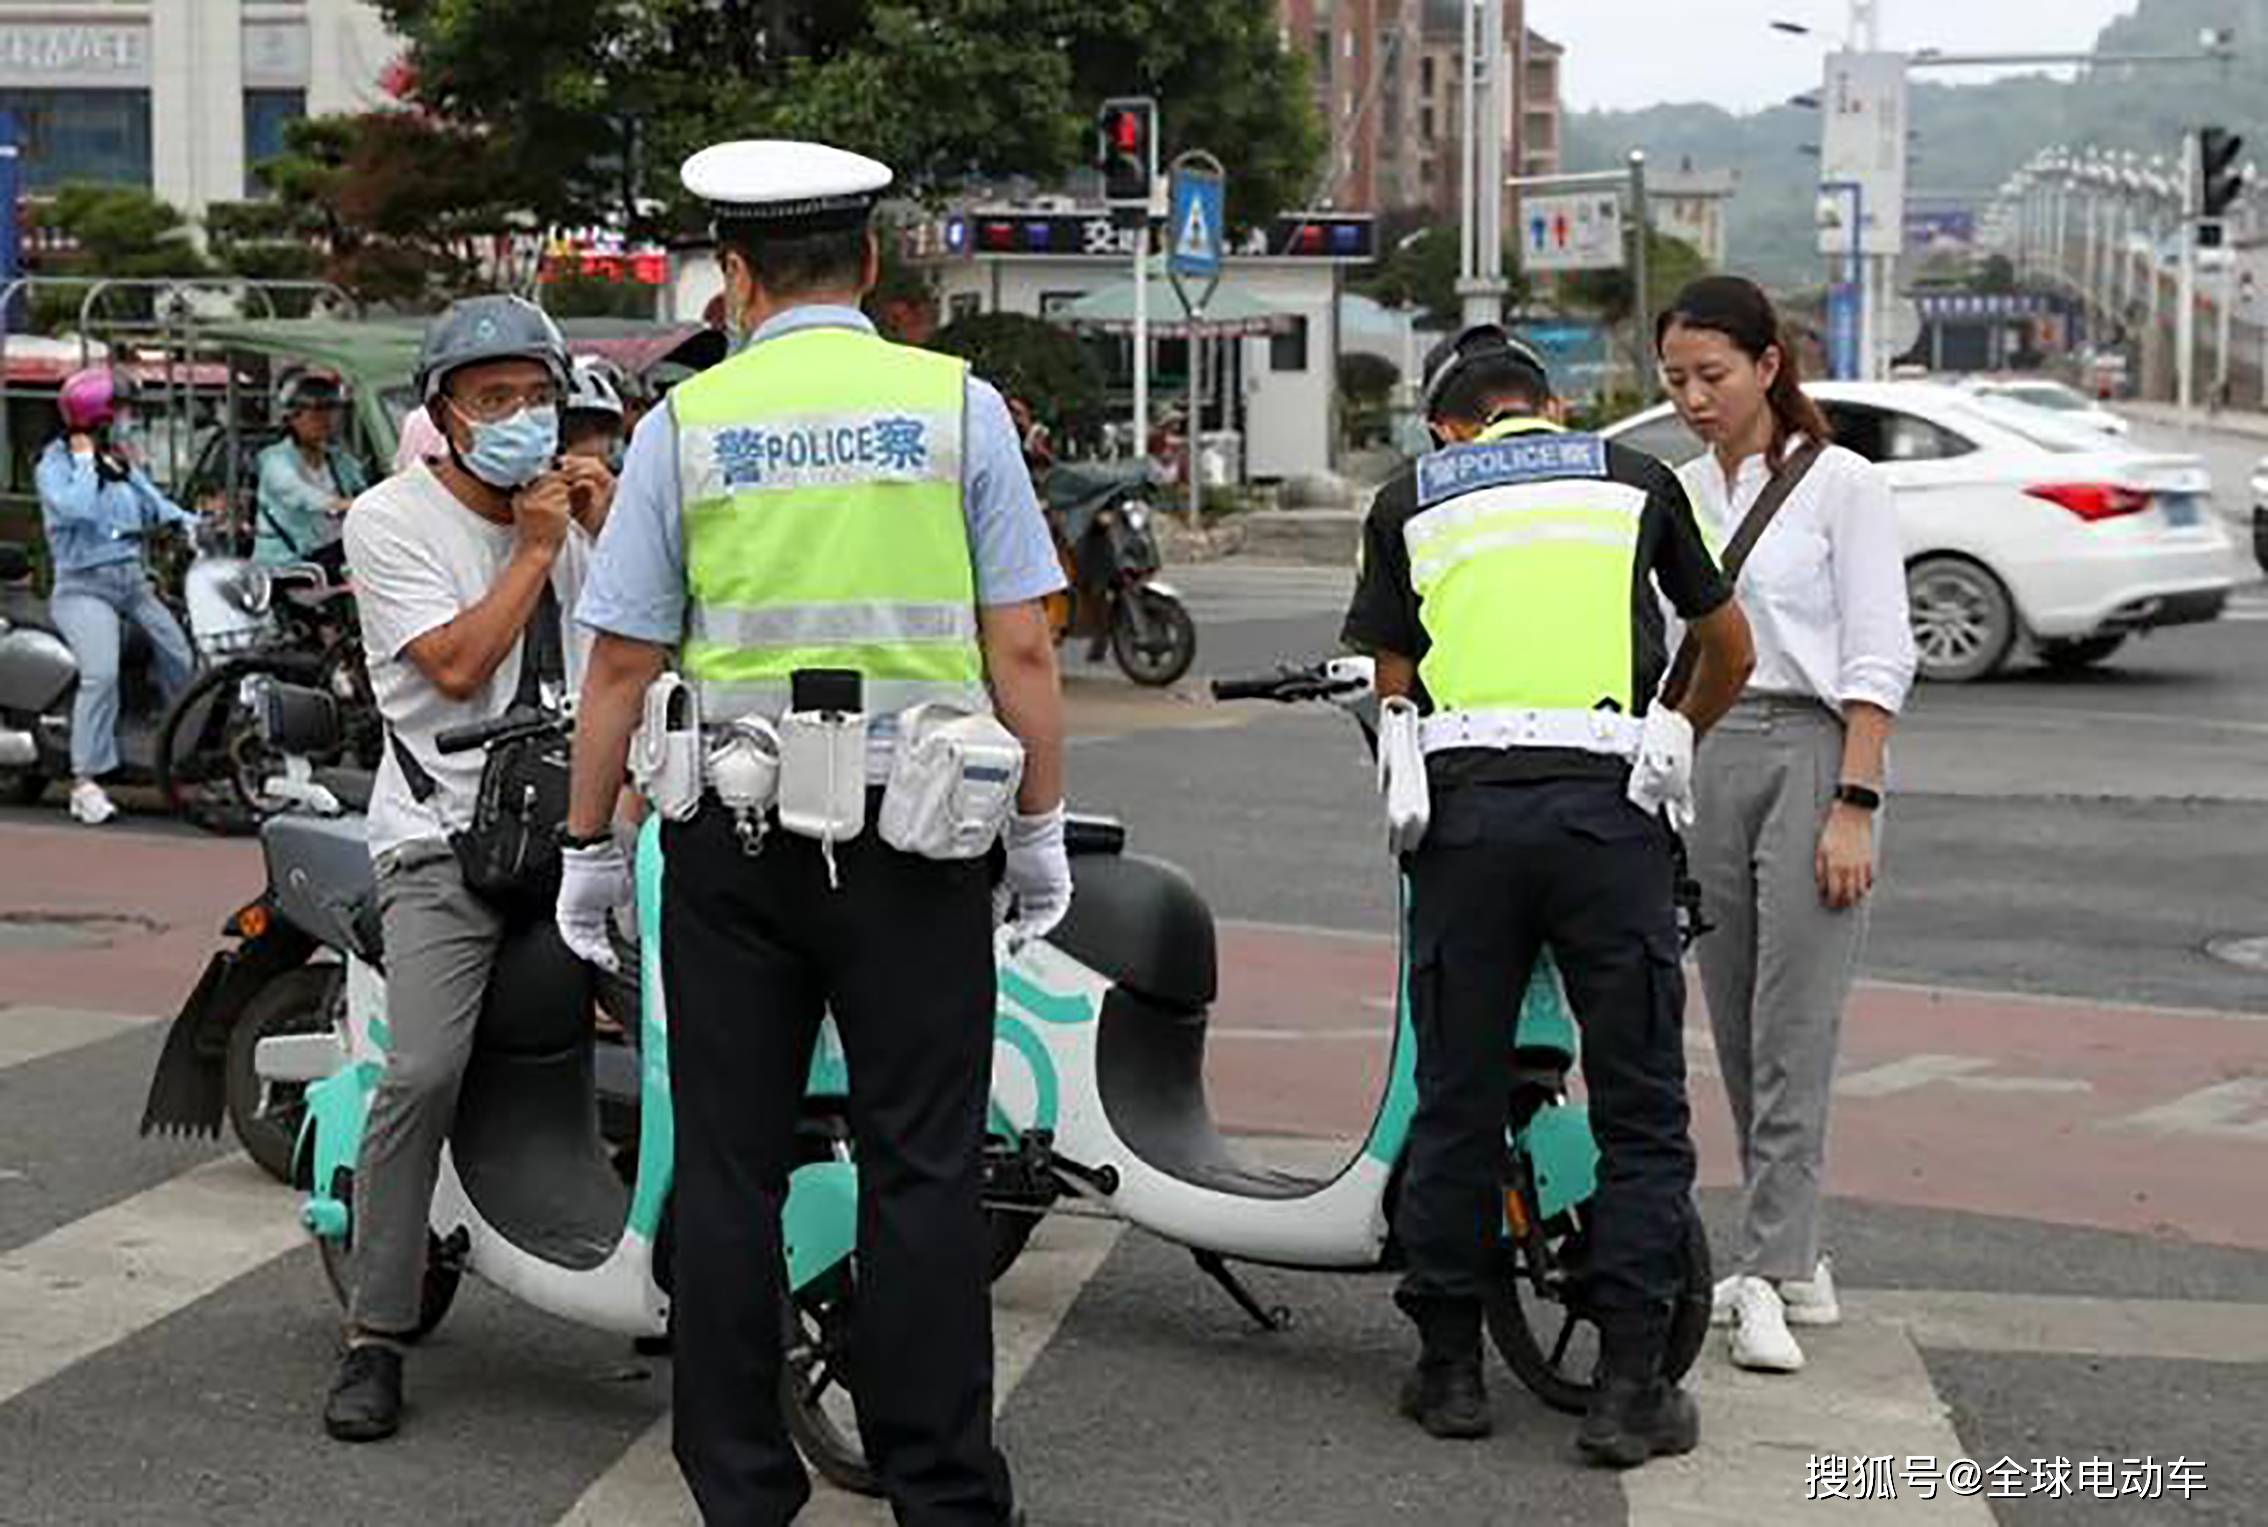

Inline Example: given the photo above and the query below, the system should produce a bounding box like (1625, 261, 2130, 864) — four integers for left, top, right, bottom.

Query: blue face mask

(457, 403, 559, 489)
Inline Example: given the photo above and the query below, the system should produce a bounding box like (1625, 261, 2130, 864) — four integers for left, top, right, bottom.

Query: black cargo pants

(661, 801, 1014, 1527)
(1393, 775, 1699, 1341)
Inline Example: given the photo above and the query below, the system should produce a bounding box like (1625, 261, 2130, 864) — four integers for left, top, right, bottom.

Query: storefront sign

(0, 25, 150, 86)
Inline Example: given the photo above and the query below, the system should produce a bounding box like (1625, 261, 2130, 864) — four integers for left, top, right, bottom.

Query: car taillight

(2024, 483, 2152, 522)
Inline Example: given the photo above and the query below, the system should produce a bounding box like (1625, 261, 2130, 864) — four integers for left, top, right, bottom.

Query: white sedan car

(1958, 377, 2131, 438)
(1606, 381, 2238, 681)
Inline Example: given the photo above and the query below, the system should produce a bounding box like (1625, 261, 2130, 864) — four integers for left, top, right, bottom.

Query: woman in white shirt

(1655, 276, 1917, 1376)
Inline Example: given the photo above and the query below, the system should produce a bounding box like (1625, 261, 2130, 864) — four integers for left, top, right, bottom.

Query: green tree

(375, 0, 1323, 235)
(27, 184, 209, 329)
(929, 312, 1106, 447)
(260, 112, 526, 305)
(1564, 228, 1709, 327)
(1354, 222, 1532, 328)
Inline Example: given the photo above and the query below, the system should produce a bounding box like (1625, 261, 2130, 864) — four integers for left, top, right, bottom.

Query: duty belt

(1419, 707, 1642, 759)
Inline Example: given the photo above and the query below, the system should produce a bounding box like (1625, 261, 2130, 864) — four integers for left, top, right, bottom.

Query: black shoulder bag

(391, 582, 571, 917)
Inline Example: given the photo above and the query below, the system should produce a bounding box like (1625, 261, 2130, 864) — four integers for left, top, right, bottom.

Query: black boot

(1395, 1296, 1493, 1440)
(1577, 1310, 1697, 1469)
(324, 1341, 404, 1442)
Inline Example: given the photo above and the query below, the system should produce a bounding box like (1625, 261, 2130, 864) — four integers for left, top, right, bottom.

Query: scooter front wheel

(1109, 588, 1196, 687)
(314, 1169, 465, 1344)
(781, 1261, 880, 1496)
(1485, 1207, 1712, 1416)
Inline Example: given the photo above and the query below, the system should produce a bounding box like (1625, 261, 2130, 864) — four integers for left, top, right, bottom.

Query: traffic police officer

(1341, 326, 1754, 1467)
(555, 140, 1068, 1525)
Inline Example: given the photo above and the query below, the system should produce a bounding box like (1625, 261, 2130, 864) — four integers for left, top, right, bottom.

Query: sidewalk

(2124, 398, 2268, 443)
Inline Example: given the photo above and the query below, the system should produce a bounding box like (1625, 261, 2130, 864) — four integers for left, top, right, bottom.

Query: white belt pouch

(628, 673, 705, 822)
(880, 703, 1026, 860)
(777, 708, 869, 844)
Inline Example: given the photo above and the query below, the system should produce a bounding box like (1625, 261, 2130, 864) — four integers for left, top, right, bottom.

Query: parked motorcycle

(0, 533, 184, 808)
(137, 684, 638, 1183)
(156, 537, 378, 835)
(1041, 460, 1197, 687)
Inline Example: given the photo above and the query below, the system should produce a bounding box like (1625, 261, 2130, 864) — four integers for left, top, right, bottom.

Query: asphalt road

(6, 480, 2268, 1524)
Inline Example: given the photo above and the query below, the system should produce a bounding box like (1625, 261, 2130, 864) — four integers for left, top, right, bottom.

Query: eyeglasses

(449, 381, 560, 423)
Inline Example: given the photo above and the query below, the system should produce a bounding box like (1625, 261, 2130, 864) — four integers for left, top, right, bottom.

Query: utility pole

(2179, 129, 2197, 419)
(1457, 0, 1509, 329)
(1629, 151, 1651, 397)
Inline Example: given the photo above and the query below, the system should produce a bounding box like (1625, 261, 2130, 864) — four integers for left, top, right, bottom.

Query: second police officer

(1342, 326, 1755, 1467)
(556, 140, 1066, 1526)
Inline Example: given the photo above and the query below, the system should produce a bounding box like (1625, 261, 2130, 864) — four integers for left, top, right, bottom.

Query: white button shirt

(1677, 439, 1917, 714)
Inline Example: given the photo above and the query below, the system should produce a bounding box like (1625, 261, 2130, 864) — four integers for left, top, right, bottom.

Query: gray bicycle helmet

(275, 365, 345, 413)
(415, 294, 570, 406)
(564, 355, 626, 422)
(1421, 324, 1552, 417)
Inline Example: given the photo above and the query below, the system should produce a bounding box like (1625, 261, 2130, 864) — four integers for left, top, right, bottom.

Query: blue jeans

(48, 561, 194, 778)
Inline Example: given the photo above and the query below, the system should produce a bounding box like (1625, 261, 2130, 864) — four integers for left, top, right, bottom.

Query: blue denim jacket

(35, 438, 194, 574)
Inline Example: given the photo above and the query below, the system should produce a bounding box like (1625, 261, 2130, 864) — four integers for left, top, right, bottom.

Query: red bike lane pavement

(6, 819, 2263, 1252)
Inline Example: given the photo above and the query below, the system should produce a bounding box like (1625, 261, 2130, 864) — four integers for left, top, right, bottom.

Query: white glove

(998, 804, 1073, 946)
(1625, 708, 1697, 832)
(1376, 695, 1430, 855)
(556, 838, 631, 972)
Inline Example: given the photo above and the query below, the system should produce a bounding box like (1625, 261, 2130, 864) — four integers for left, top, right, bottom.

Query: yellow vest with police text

(673, 326, 986, 720)
(1404, 417, 1647, 713)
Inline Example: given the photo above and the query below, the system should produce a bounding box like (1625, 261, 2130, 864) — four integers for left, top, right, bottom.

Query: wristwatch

(1834, 782, 1883, 812)
(556, 825, 613, 851)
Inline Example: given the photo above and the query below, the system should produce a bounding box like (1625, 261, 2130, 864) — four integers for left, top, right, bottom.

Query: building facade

(1280, 0, 1562, 230)
(1650, 157, 1738, 268)
(0, 1, 401, 216)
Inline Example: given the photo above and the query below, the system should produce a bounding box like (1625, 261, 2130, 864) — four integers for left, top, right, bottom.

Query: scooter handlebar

(1209, 673, 1293, 703)
(434, 706, 558, 756)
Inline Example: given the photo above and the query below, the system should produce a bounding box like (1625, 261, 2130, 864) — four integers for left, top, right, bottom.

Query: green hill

(1564, 0, 2268, 290)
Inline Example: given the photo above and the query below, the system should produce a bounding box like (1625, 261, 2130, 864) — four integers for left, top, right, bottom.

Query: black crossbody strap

(388, 579, 566, 804)
(1660, 438, 1827, 709)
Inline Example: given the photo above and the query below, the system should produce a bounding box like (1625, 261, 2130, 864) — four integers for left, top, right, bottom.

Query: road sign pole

(2179, 129, 2196, 421)
(1166, 151, 1227, 521)
(1628, 151, 1652, 401)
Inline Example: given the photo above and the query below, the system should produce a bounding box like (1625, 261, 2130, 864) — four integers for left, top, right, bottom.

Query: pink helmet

(59, 367, 135, 431)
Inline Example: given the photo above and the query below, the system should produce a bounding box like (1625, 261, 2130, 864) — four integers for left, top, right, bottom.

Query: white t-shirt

(344, 463, 593, 860)
(1675, 440, 1916, 714)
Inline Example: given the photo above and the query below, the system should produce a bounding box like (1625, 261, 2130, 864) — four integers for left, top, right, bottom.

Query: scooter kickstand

(1191, 1249, 1292, 1333)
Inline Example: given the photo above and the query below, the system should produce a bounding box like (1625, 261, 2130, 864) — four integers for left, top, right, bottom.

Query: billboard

(1819, 51, 1908, 257)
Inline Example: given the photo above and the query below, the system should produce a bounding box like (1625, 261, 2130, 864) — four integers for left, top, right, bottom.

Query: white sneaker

(68, 780, 118, 826)
(1781, 1258, 1841, 1327)
(1729, 1276, 1806, 1372)
(1710, 1273, 1742, 1326)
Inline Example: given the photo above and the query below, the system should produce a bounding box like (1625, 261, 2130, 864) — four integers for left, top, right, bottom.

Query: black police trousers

(661, 803, 1013, 1527)
(1393, 776, 1699, 1343)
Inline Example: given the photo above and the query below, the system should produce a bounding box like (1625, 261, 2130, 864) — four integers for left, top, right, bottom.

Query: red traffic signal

(1096, 97, 1155, 207)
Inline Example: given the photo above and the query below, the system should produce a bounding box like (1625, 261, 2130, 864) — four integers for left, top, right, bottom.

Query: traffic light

(1096, 97, 1155, 208)
(2198, 126, 2245, 217)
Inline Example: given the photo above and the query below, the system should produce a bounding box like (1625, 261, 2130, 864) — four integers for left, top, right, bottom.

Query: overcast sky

(1532, 0, 2146, 115)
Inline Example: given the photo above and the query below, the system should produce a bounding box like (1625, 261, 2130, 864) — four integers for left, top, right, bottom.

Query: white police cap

(681, 140, 893, 230)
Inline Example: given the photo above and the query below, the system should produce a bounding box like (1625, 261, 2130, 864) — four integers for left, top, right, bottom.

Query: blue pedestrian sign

(1168, 166, 1225, 283)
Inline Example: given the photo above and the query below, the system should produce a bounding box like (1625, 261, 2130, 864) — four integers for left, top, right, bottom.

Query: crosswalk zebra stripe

(0, 1005, 164, 1071)
(0, 1155, 303, 1406)
(557, 1217, 1124, 1526)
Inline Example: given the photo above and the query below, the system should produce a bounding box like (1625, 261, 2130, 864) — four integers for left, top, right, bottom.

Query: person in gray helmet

(324, 293, 615, 1442)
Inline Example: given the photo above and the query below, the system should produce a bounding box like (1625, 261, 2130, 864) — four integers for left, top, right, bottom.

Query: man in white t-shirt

(326, 295, 613, 1443)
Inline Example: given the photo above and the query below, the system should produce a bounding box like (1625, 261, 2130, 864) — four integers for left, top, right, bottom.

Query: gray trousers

(1691, 696, 1872, 1283)
(350, 838, 505, 1334)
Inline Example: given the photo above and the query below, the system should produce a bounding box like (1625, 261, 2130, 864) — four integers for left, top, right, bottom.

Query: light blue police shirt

(576, 306, 1065, 645)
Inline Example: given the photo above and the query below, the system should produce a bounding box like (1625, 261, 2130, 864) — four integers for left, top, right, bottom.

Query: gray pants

(1691, 696, 1872, 1283)
(350, 838, 505, 1334)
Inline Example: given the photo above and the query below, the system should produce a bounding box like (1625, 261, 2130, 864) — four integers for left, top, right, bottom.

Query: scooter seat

(476, 920, 594, 1057)
(313, 768, 374, 813)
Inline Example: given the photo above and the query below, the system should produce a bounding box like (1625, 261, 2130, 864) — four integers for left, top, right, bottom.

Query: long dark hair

(1655, 275, 1831, 469)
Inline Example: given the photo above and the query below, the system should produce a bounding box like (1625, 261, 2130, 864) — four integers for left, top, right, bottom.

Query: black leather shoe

(1398, 1358, 1493, 1439)
(324, 1343, 404, 1442)
(1577, 1377, 1698, 1468)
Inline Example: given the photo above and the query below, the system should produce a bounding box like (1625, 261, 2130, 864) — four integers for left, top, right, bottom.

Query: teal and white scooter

(785, 657, 1711, 1494)
(266, 706, 861, 1370)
